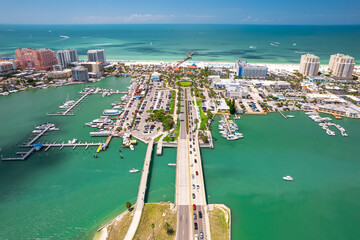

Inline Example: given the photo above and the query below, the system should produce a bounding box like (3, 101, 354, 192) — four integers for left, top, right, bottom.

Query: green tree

(151, 223, 155, 239)
(125, 201, 132, 210)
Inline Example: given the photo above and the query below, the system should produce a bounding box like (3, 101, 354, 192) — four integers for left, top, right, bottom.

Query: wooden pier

(278, 110, 287, 119)
(174, 51, 198, 68)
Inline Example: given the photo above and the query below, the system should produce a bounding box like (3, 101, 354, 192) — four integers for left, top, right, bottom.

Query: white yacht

(130, 145, 134, 151)
(59, 100, 75, 109)
(283, 176, 294, 181)
(168, 163, 176, 166)
(286, 115, 295, 118)
(103, 109, 122, 115)
(129, 168, 139, 173)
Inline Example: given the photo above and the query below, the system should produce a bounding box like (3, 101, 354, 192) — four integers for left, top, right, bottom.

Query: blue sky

(1, 0, 359, 25)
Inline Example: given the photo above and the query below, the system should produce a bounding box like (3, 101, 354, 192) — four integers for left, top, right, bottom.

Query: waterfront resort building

(79, 62, 104, 79)
(87, 49, 106, 64)
(71, 66, 89, 81)
(0, 61, 17, 76)
(299, 53, 320, 76)
(15, 48, 58, 70)
(57, 49, 79, 68)
(151, 72, 162, 82)
(328, 53, 355, 79)
(235, 60, 267, 79)
(217, 99, 230, 113)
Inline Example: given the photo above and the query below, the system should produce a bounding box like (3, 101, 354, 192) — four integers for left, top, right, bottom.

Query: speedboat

(168, 163, 176, 166)
(130, 145, 134, 151)
(286, 115, 295, 118)
(129, 168, 139, 173)
(226, 134, 242, 140)
(326, 130, 335, 136)
(283, 176, 294, 181)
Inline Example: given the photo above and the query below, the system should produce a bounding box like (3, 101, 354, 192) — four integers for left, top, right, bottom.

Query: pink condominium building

(15, 48, 58, 70)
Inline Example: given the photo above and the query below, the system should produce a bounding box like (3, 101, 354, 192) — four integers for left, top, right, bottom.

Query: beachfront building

(87, 49, 106, 64)
(57, 49, 79, 68)
(15, 48, 58, 70)
(80, 62, 104, 79)
(0, 61, 17, 76)
(235, 60, 267, 79)
(328, 53, 355, 78)
(151, 72, 162, 82)
(226, 86, 249, 99)
(299, 53, 320, 76)
(71, 66, 89, 82)
(47, 69, 72, 80)
(217, 99, 230, 113)
(306, 76, 331, 83)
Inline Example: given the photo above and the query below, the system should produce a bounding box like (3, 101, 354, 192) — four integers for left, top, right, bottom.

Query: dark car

(198, 211, 202, 218)
(194, 213, 197, 220)
(194, 222, 198, 230)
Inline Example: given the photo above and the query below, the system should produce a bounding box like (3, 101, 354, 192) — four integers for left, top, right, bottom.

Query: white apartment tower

(299, 53, 320, 76)
(87, 49, 106, 64)
(57, 49, 79, 67)
(328, 53, 355, 78)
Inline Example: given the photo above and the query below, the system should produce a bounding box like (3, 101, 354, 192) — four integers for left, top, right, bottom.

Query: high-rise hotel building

(299, 53, 320, 76)
(57, 49, 79, 67)
(15, 48, 58, 70)
(328, 53, 355, 78)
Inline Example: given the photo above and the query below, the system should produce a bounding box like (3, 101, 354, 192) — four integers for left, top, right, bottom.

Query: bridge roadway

(188, 97, 211, 240)
(123, 139, 154, 240)
(175, 87, 192, 240)
(176, 88, 211, 240)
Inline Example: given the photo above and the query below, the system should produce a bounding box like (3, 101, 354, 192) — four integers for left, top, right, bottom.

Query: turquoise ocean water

(0, 24, 360, 64)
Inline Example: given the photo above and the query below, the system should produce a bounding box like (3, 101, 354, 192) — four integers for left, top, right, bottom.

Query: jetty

(123, 139, 154, 240)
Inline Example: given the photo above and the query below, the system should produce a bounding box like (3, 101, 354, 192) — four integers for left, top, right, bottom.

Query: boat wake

(60, 35, 70, 39)
(249, 45, 256, 49)
(294, 51, 308, 54)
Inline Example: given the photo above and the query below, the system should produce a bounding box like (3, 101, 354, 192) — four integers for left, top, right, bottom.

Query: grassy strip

(198, 106, 208, 130)
(134, 203, 177, 240)
(154, 134, 163, 143)
(169, 91, 176, 114)
(176, 81, 193, 87)
(209, 205, 231, 240)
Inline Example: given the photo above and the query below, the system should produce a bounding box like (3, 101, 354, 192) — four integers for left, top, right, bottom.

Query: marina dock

(47, 89, 93, 116)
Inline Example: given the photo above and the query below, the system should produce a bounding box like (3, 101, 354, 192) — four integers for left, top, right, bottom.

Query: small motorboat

(168, 163, 176, 166)
(286, 115, 295, 118)
(130, 145, 134, 151)
(129, 168, 139, 173)
(283, 176, 294, 181)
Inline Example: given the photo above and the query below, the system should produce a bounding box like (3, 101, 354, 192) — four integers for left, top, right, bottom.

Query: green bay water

(1, 80, 360, 239)
(0, 24, 360, 64)
(0, 76, 174, 239)
(202, 113, 360, 240)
